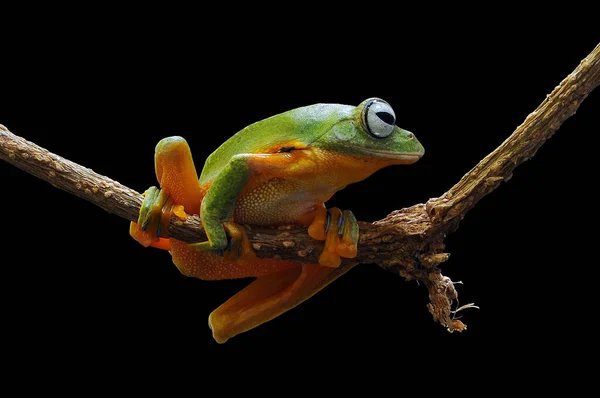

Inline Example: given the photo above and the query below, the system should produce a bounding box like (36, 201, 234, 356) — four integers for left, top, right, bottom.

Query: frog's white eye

(362, 99, 396, 138)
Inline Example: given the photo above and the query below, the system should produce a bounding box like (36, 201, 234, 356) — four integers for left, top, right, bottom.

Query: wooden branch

(1, 43, 599, 333)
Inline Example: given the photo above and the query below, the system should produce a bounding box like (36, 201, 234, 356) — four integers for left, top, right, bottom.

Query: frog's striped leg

(129, 136, 201, 249)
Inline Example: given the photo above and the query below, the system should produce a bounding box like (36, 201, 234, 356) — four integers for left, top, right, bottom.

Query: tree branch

(1, 43, 599, 333)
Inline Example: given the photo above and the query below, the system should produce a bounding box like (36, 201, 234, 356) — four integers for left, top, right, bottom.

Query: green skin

(186, 97, 425, 252)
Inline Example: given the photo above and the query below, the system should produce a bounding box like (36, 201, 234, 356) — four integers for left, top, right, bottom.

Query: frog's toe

(336, 210, 358, 259)
(222, 226, 242, 262)
(307, 204, 327, 241)
(223, 222, 257, 264)
(336, 242, 358, 259)
(318, 208, 343, 267)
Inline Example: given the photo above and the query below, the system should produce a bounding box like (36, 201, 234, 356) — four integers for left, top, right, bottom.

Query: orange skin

(130, 138, 417, 343)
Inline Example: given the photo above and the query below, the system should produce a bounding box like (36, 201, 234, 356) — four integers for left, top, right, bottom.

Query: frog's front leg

(193, 154, 251, 259)
(192, 154, 252, 262)
(195, 153, 304, 261)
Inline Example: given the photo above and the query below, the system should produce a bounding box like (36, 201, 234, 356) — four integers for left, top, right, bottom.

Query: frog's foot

(308, 207, 359, 268)
(193, 221, 257, 264)
(129, 186, 186, 250)
(209, 259, 361, 343)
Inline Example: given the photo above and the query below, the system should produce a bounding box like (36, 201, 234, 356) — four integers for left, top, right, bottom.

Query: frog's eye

(362, 99, 396, 138)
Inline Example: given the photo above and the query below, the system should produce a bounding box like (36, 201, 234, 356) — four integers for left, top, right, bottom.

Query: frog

(129, 97, 425, 343)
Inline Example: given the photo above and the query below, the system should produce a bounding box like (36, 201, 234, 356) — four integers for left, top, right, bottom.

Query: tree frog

(130, 98, 424, 343)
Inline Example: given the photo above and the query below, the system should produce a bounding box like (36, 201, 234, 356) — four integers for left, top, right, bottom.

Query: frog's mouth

(360, 149, 424, 164)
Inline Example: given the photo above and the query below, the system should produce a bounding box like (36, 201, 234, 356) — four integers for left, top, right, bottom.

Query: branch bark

(2, 43, 599, 333)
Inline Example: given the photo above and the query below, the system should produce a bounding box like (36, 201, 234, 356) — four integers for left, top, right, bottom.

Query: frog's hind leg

(130, 136, 202, 248)
(208, 261, 359, 344)
(152, 136, 202, 213)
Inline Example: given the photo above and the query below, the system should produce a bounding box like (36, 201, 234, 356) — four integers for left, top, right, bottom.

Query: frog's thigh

(168, 239, 299, 280)
(208, 261, 359, 344)
(154, 136, 202, 214)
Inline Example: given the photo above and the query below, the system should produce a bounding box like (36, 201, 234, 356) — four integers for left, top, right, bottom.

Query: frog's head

(313, 98, 425, 164)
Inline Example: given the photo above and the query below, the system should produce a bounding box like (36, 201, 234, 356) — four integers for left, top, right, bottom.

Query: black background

(1, 13, 598, 367)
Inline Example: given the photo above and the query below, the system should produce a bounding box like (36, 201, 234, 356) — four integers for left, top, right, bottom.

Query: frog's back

(198, 103, 354, 184)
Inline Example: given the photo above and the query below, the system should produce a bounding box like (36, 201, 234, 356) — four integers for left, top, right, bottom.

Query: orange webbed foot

(130, 186, 187, 250)
(193, 221, 258, 265)
(308, 207, 359, 268)
(221, 222, 258, 265)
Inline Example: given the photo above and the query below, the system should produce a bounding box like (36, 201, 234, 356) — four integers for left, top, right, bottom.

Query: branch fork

(1, 43, 598, 332)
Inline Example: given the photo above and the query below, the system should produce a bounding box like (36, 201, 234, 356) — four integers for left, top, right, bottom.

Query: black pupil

(376, 111, 394, 125)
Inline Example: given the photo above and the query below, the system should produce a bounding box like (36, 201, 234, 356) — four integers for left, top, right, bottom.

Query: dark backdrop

(1, 24, 598, 361)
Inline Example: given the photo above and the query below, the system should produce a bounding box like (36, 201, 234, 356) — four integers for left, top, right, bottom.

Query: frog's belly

(233, 177, 333, 226)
